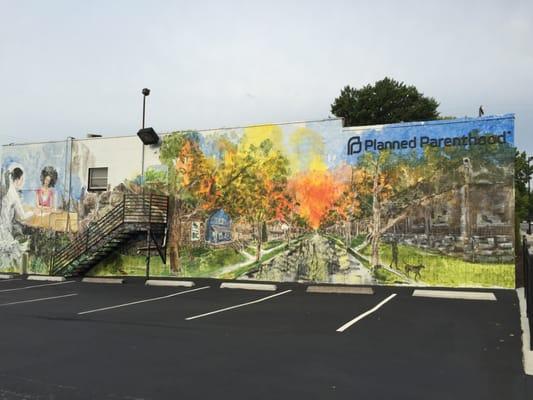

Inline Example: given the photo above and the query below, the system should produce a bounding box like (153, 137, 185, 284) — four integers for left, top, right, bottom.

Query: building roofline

(342, 113, 515, 132)
(1, 117, 344, 147)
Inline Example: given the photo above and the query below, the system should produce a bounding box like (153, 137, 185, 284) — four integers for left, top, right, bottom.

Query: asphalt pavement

(0, 277, 531, 399)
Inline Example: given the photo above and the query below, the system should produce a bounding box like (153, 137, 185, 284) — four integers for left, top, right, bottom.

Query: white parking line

(0, 280, 75, 293)
(77, 286, 210, 315)
(185, 289, 293, 321)
(0, 293, 78, 307)
(336, 293, 397, 332)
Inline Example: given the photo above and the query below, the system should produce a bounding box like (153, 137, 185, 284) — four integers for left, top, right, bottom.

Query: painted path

(243, 233, 376, 285)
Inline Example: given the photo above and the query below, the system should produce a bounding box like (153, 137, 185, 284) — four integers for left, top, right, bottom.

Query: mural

(0, 142, 71, 273)
(92, 116, 516, 288)
(0, 115, 516, 288)
(0, 139, 138, 274)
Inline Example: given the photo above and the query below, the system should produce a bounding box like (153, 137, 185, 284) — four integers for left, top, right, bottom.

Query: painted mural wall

(0, 115, 516, 288)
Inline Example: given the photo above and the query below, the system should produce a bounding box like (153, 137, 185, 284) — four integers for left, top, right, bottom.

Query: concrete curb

(27, 275, 66, 282)
(146, 280, 195, 288)
(0, 274, 17, 280)
(306, 285, 374, 295)
(412, 289, 496, 301)
(517, 288, 533, 375)
(82, 277, 124, 284)
(220, 282, 277, 291)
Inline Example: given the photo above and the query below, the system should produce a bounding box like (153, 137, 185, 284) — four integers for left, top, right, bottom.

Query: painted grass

(179, 247, 246, 277)
(324, 234, 366, 249)
(350, 235, 366, 248)
(222, 236, 308, 279)
(222, 243, 290, 279)
(361, 243, 515, 288)
(244, 239, 286, 256)
(89, 254, 172, 277)
(373, 266, 404, 285)
(90, 246, 246, 278)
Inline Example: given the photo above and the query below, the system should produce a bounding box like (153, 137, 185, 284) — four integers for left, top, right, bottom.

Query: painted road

(243, 233, 375, 284)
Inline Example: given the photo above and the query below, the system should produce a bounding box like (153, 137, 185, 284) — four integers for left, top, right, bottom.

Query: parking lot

(0, 277, 532, 400)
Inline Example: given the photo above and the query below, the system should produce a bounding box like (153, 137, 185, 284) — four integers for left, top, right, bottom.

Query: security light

(137, 127, 159, 145)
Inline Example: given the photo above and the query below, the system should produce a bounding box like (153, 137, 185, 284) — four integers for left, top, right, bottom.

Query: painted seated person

(36, 166, 58, 211)
(0, 166, 33, 261)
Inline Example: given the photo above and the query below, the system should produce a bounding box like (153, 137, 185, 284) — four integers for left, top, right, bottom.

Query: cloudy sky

(1, 0, 532, 152)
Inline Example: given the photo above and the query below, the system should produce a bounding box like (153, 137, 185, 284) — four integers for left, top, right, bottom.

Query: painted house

(205, 209, 232, 244)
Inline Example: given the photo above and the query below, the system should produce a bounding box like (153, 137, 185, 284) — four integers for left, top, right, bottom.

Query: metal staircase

(51, 193, 169, 277)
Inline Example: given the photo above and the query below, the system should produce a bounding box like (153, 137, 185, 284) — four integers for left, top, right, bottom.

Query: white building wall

(72, 135, 162, 189)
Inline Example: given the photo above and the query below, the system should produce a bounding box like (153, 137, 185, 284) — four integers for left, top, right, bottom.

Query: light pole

(527, 157, 533, 235)
(136, 88, 160, 280)
(141, 88, 150, 187)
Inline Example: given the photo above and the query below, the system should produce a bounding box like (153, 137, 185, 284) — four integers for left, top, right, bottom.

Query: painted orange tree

(157, 132, 217, 272)
(214, 138, 290, 260)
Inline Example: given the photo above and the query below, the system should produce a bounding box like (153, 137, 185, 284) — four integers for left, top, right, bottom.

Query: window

(88, 167, 108, 191)
(191, 222, 200, 241)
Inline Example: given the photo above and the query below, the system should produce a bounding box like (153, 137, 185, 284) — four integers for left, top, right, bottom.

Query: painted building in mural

(0, 115, 516, 288)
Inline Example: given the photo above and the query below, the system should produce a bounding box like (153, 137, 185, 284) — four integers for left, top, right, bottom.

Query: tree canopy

(330, 77, 440, 126)
(515, 150, 532, 224)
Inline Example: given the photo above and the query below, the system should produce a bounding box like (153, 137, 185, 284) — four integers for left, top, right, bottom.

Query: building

(0, 115, 517, 288)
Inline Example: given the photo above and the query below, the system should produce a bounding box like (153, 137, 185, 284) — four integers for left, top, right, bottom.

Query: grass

(361, 242, 515, 288)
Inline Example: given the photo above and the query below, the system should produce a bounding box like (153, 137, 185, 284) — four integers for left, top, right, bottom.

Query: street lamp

(527, 157, 533, 235)
(136, 88, 160, 280)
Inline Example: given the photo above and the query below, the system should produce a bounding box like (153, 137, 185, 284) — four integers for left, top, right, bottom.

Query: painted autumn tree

(356, 131, 515, 268)
(323, 165, 370, 245)
(214, 139, 290, 261)
(158, 132, 216, 272)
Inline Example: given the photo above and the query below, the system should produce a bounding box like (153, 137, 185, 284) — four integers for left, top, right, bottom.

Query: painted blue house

(205, 209, 232, 244)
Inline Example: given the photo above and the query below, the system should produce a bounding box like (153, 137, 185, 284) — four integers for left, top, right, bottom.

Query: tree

(330, 77, 440, 126)
(515, 150, 532, 256)
(515, 150, 532, 225)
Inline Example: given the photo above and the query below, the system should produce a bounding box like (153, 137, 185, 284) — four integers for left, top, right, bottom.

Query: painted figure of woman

(0, 166, 33, 268)
(36, 166, 58, 210)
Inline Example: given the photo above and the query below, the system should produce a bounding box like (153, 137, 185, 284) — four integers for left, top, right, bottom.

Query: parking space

(0, 277, 531, 399)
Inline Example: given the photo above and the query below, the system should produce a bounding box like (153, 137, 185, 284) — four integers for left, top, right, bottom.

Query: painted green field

(223, 243, 290, 279)
(361, 242, 515, 288)
(89, 246, 246, 277)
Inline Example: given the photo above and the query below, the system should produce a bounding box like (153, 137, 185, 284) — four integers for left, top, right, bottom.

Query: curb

(517, 288, 533, 375)
(412, 289, 496, 301)
(145, 280, 195, 288)
(27, 275, 66, 282)
(82, 277, 124, 284)
(306, 285, 374, 295)
(220, 282, 277, 291)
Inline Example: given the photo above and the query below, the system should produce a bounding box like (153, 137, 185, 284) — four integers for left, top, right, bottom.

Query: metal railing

(51, 193, 168, 276)
(523, 237, 533, 350)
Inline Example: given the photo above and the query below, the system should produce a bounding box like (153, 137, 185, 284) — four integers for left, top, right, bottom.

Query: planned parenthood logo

(347, 136, 362, 155)
(347, 131, 510, 155)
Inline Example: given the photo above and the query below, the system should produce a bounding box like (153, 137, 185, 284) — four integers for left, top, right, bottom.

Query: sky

(1, 0, 532, 152)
